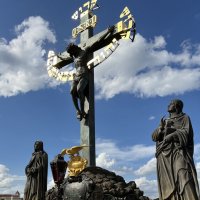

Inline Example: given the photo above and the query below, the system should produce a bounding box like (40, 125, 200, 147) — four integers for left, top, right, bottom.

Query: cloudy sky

(0, 0, 200, 199)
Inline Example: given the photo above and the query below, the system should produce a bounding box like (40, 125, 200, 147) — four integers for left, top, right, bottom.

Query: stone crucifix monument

(47, 0, 136, 166)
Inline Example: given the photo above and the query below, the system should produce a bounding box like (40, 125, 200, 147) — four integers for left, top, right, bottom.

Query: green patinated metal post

(79, 11, 96, 166)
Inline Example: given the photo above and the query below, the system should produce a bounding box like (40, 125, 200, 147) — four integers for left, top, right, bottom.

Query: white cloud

(194, 143, 200, 161)
(96, 152, 115, 169)
(148, 116, 155, 121)
(135, 177, 158, 199)
(0, 16, 56, 97)
(0, 166, 61, 196)
(1, 19, 200, 99)
(1, 141, 199, 199)
(47, 178, 55, 190)
(95, 140, 158, 199)
(133, 145, 200, 199)
(95, 34, 200, 99)
(96, 139, 156, 183)
(134, 157, 156, 176)
(113, 166, 135, 177)
(194, 144, 200, 187)
(64, 37, 77, 44)
(0, 164, 25, 195)
(96, 139, 200, 199)
(152, 36, 166, 49)
(196, 162, 200, 184)
(96, 138, 155, 162)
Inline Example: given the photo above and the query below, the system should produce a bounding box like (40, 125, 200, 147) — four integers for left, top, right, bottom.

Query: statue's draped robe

(24, 151, 48, 200)
(153, 113, 199, 200)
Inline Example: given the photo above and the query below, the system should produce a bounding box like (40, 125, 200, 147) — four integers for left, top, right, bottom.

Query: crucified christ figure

(66, 26, 115, 120)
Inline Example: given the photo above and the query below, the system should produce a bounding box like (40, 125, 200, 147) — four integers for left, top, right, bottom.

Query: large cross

(47, 0, 136, 166)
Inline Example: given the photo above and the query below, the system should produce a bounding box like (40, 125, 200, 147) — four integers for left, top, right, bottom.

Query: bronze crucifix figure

(47, 0, 136, 166)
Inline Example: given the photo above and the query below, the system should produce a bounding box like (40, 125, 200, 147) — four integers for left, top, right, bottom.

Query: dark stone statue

(24, 141, 48, 200)
(152, 99, 200, 200)
(66, 26, 114, 120)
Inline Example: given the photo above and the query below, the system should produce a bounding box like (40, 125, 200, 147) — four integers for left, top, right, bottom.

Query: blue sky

(0, 0, 200, 198)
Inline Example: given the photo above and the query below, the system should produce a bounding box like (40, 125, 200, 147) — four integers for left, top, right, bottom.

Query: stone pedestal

(46, 166, 151, 200)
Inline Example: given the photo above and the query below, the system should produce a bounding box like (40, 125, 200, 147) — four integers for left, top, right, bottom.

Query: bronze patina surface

(152, 99, 200, 199)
